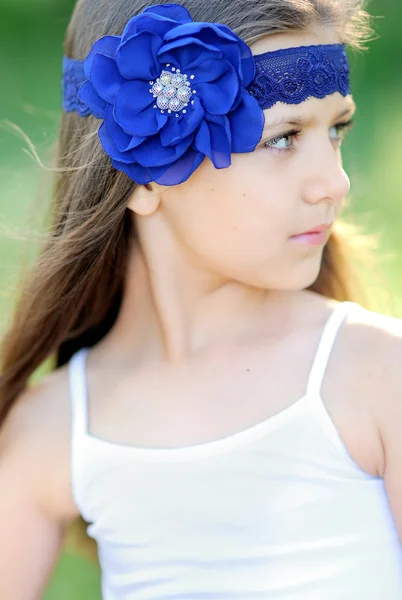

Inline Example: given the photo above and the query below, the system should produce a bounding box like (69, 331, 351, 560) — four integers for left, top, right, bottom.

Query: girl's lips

(290, 231, 329, 246)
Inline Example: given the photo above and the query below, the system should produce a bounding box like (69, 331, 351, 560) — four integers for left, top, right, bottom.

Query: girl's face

(133, 28, 356, 291)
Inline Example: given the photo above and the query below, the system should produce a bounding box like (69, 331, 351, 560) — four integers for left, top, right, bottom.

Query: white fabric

(68, 301, 402, 599)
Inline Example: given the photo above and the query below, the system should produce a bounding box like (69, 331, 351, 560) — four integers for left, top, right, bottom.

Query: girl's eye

(328, 119, 356, 144)
(264, 129, 301, 153)
(263, 119, 356, 154)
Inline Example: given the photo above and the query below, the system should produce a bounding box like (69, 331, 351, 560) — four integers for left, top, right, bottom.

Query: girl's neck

(96, 239, 309, 366)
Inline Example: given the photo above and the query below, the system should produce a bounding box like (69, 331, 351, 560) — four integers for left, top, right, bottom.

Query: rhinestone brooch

(149, 64, 196, 117)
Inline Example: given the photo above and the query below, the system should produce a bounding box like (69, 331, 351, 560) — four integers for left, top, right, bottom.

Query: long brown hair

(0, 0, 378, 562)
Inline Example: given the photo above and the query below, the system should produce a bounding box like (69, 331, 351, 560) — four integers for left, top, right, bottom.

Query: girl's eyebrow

(263, 102, 357, 131)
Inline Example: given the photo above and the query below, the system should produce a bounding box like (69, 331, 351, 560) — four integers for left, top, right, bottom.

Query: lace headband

(62, 3, 351, 186)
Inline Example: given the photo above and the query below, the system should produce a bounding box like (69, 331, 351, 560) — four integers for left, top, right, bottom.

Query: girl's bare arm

(360, 311, 402, 543)
(0, 383, 76, 600)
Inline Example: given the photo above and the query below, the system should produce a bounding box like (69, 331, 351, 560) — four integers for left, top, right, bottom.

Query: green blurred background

(0, 0, 401, 597)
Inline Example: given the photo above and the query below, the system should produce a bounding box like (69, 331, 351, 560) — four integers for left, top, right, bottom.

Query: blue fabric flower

(78, 3, 264, 186)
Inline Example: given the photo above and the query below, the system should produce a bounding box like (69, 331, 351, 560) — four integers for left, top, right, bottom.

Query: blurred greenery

(0, 0, 401, 598)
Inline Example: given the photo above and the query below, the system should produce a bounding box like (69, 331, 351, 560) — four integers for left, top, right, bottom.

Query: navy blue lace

(62, 57, 90, 116)
(246, 44, 350, 110)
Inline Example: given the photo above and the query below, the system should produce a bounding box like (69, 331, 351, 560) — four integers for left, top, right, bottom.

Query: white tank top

(68, 301, 402, 600)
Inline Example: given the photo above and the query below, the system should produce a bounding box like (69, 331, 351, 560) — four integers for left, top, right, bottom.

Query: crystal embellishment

(150, 66, 194, 116)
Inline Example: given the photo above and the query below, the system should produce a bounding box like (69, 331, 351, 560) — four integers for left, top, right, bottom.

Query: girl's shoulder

(322, 299, 402, 479)
(1, 363, 81, 522)
(342, 302, 402, 539)
(337, 300, 402, 392)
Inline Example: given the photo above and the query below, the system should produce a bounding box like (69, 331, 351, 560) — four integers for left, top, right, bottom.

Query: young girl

(1, 0, 402, 598)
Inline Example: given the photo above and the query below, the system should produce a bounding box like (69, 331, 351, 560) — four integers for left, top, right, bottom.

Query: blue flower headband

(62, 3, 351, 187)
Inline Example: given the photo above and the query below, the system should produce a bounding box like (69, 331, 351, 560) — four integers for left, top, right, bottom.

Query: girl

(1, 0, 401, 599)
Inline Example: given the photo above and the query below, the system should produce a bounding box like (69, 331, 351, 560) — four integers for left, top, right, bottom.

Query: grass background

(0, 0, 401, 597)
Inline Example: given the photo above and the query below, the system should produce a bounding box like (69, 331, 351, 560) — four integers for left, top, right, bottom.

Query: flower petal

(158, 38, 222, 72)
(104, 105, 145, 152)
(193, 121, 210, 155)
(131, 131, 193, 167)
(213, 24, 255, 84)
(240, 50, 255, 88)
(89, 54, 125, 104)
(159, 99, 204, 147)
(83, 36, 121, 79)
(113, 147, 206, 187)
(112, 159, 153, 185)
(78, 80, 107, 119)
(114, 80, 163, 137)
(166, 23, 253, 84)
(228, 90, 265, 153)
(194, 115, 231, 168)
(98, 122, 135, 163)
(164, 22, 238, 46)
(193, 58, 232, 84)
(142, 4, 192, 23)
(116, 31, 163, 81)
(196, 61, 239, 114)
(121, 13, 179, 41)
(148, 147, 205, 186)
(122, 14, 171, 41)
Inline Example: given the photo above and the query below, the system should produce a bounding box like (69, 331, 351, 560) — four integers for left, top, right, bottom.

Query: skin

(1, 26, 402, 600)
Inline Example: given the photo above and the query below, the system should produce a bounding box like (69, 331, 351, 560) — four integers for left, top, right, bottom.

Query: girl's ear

(127, 183, 162, 216)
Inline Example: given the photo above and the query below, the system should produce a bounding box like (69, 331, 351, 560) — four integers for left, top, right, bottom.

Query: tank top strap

(68, 347, 90, 440)
(306, 301, 358, 398)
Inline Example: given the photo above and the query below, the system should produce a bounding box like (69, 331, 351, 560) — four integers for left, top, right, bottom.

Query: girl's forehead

(262, 95, 357, 128)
